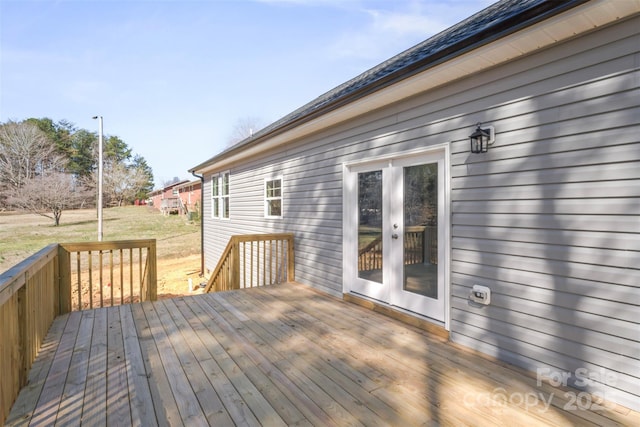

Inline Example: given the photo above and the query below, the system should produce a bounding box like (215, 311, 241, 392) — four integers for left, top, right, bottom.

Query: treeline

(0, 118, 154, 225)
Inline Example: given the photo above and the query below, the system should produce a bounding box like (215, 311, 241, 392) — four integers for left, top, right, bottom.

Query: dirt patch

(156, 253, 206, 299)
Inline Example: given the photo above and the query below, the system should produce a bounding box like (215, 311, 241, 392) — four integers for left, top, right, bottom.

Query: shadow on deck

(7, 283, 639, 426)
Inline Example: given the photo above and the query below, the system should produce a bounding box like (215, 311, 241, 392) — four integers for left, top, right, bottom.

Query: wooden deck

(6, 283, 639, 426)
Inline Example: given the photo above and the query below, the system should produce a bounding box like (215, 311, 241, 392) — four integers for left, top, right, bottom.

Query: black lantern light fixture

(469, 123, 495, 153)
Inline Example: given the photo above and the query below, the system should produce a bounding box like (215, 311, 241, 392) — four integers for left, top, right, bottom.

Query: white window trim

(264, 176, 283, 219)
(221, 171, 230, 220)
(211, 175, 219, 219)
(211, 171, 230, 220)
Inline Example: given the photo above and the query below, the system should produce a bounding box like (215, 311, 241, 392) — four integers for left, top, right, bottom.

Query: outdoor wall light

(469, 123, 495, 153)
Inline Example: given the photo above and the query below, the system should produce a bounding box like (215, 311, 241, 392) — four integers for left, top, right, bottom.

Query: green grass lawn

(0, 206, 200, 274)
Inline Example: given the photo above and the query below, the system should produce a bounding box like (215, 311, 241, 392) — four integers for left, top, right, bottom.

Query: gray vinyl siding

(447, 15, 640, 411)
(201, 14, 640, 411)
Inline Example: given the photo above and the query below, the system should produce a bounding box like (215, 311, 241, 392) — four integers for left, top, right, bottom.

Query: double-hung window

(211, 171, 230, 219)
(264, 177, 283, 218)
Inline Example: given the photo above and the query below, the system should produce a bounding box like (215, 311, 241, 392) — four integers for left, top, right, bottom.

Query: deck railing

(59, 240, 157, 311)
(204, 233, 295, 293)
(0, 239, 157, 424)
(404, 225, 438, 265)
(358, 226, 437, 272)
(358, 235, 383, 271)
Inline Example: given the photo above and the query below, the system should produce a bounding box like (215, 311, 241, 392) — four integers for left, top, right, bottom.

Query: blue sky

(1, 0, 490, 187)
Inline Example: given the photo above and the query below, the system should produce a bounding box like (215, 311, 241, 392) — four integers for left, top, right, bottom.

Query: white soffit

(201, 0, 639, 173)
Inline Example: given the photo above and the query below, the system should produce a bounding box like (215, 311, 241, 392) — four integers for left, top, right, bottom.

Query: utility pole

(92, 115, 104, 241)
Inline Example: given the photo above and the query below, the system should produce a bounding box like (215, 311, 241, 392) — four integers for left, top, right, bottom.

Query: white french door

(343, 148, 448, 323)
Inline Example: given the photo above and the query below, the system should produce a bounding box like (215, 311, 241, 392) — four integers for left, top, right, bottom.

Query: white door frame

(342, 143, 451, 329)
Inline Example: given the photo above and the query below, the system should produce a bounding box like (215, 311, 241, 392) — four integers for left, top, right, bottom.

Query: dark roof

(191, 0, 586, 172)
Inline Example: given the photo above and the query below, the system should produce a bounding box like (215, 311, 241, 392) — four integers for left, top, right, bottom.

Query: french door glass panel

(403, 163, 438, 298)
(358, 170, 383, 283)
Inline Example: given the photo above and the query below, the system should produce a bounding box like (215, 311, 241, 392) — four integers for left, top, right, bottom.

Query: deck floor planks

(205, 292, 372, 426)
(294, 289, 592, 426)
(221, 293, 426, 425)
(193, 294, 331, 426)
(28, 310, 82, 426)
(141, 298, 209, 426)
(105, 306, 132, 426)
(211, 292, 384, 426)
(193, 294, 318, 426)
(221, 289, 421, 426)
(56, 309, 94, 425)
(80, 307, 108, 427)
(297, 295, 600, 426)
(7, 282, 640, 427)
(4, 312, 68, 427)
(131, 303, 182, 427)
(171, 296, 279, 427)
(119, 305, 155, 426)
(187, 296, 316, 427)
(245, 287, 443, 416)
(158, 298, 239, 426)
(248, 285, 612, 426)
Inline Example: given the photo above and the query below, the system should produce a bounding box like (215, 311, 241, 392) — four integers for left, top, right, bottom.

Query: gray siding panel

(200, 14, 640, 410)
(449, 309, 639, 393)
(447, 16, 640, 411)
(453, 249, 636, 287)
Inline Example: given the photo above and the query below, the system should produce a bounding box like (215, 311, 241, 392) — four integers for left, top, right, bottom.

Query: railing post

(231, 239, 240, 290)
(57, 245, 71, 314)
(148, 240, 157, 301)
(287, 235, 295, 283)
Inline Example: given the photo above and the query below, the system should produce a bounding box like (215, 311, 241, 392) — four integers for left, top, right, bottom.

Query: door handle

(392, 233, 399, 239)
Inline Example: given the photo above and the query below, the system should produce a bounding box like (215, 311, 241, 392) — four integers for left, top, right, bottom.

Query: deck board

(29, 311, 82, 426)
(131, 303, 181, 427)
(7, 283, 640, 426)
(56, 309, 93, 425)
(81, 305, 108, 426)
(106, 305, 131, 426)
(120, 304, 155, 426)
(5, 312, 68, 427)
(143, 299, 208, 426)
(172, 297, 267, 427)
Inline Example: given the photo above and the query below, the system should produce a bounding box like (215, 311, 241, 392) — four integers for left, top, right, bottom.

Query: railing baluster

(109, 250, 114, 307)
(129, 248, 133, 304)
(271, 240, 280, 284)
(250, 241, 254, 287)
(98, 251, 103, 307)
(88, 251, 93, 310)
(119, 249, 124, 305)
(76, 252, 81, 310)
(241, 242, 246, 289)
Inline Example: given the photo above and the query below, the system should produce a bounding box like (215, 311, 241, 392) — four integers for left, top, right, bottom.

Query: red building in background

(175, 180, 202, 218)
(148, 180, 197, 216)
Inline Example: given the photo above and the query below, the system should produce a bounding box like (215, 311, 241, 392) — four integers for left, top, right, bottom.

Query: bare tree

(1, 121, 91, 224)
(8, 169, 90, 225)
(227, 116, 265, 147)
(102, 162, 152, 207)
(0, 121, 55, 189)
(162, 176, 182, 187)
